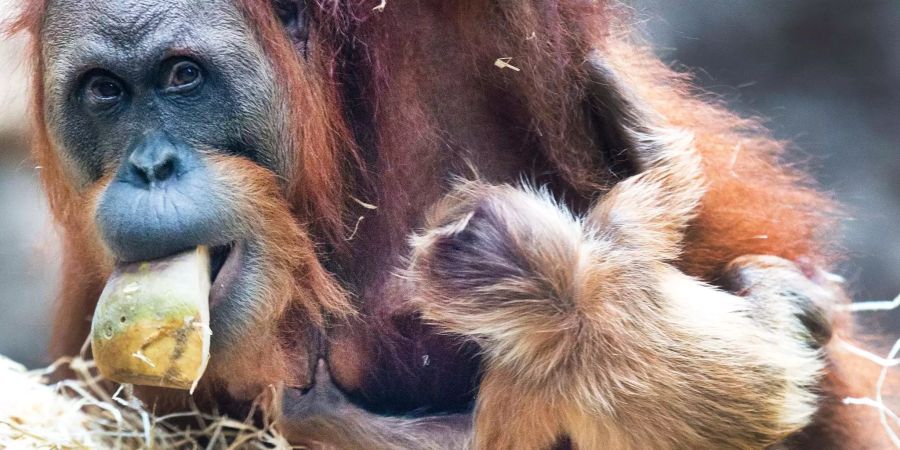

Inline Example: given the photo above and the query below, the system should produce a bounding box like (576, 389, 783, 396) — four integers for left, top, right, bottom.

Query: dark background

(1, 0, 898, 367)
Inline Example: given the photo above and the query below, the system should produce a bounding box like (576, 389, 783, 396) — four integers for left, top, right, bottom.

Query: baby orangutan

(407, 156, 833, 450)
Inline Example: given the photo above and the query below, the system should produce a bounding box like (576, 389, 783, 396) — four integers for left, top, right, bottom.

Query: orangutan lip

(209, 240, 243, 309)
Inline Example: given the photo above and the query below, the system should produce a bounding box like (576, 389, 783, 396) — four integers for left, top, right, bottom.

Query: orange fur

(600, 40, 840, 277)
(8, 0, 890, 447)
(407, 114, 829, 448)
(238, 0, 363, 252)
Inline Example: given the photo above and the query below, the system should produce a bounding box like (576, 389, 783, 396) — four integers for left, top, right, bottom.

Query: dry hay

(0, 355, 293, 449)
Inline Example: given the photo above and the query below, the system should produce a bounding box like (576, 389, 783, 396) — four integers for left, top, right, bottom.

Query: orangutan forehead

(41, 0, 253, 65)
(39, 0, 274, 109)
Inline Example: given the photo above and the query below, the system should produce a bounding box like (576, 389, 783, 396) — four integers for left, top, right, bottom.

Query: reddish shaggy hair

(602, 40, 841, 277)
(238, 0, 362, 250)
(317, 0, 839, 279)
(7, 0, 890, 447)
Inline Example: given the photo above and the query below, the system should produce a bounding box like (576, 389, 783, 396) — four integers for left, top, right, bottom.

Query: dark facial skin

(41, 0, 291, 348)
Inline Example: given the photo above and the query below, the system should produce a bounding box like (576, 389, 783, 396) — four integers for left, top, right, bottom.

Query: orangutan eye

(85, 74, 124, 104)
(164, 60, 203, 92)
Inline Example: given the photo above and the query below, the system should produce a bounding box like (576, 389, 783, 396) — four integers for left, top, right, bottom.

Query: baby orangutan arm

(405, 128, 834, 449)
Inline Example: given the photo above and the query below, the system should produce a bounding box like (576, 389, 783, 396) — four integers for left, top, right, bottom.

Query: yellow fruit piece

(91, 246, 211, 392)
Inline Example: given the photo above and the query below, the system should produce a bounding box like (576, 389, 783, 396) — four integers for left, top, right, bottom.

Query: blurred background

(0, 0, 61, 368)
(0, 0, 898, 367)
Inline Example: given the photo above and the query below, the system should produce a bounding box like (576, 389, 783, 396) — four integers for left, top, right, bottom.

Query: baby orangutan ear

(273, 0, 310, 56)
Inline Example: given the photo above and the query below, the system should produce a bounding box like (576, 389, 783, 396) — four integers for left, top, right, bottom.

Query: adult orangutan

(10, 0, 890, 448)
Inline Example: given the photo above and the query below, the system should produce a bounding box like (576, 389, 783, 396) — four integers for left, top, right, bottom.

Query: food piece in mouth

(91, 246, 212, 393)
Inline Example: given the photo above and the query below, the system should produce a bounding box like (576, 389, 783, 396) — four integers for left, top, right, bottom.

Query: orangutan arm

(405, 171, 834, 449)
